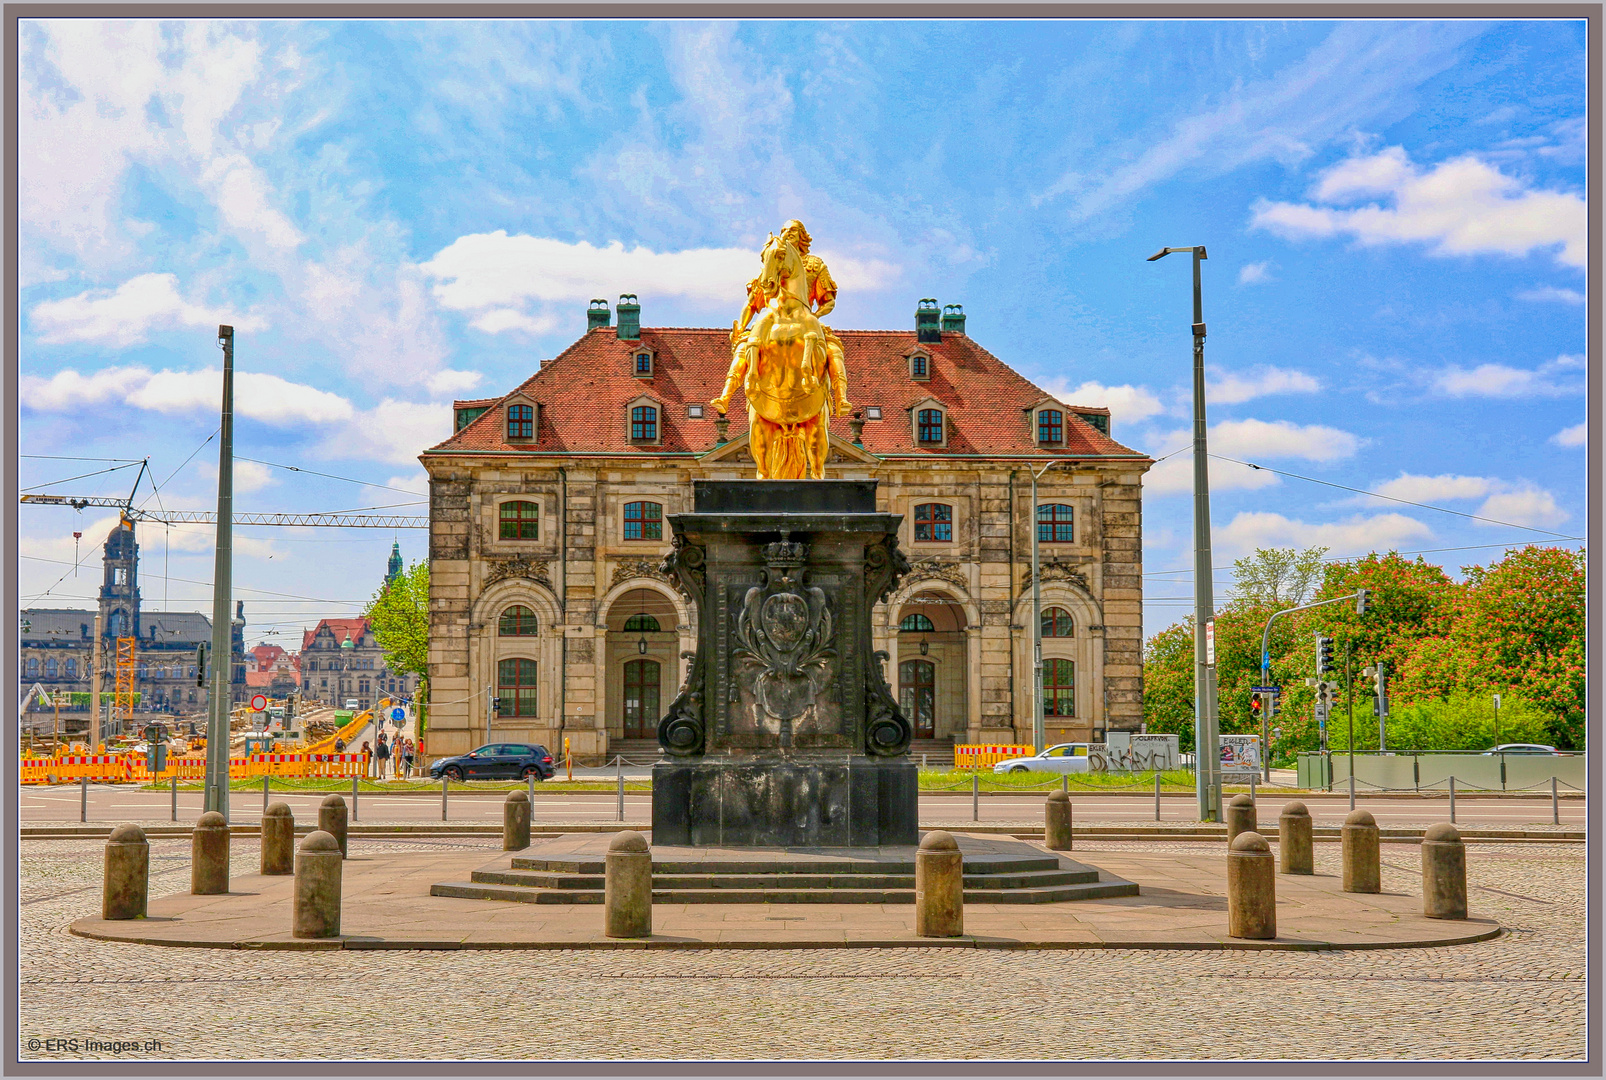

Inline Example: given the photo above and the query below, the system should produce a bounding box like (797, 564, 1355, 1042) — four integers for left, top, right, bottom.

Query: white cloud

(200, 153, 304, 250)
(1216, 511, 1432, 560)
(1238, 261, 1274, 284)
(1553, 423, 1587, 448)
(21, 364, 354, 426)
(1143, 417, 1360, 497)
(1516, 285, 1586, 305)
(1370, 472, 1497, 503)
(335, 399, 450, 466)
(1477, 489, 1569, 529)
(1144, 455, 1280, 496)
(1431, 359, 1582, 398)
(200, 459, 276, 494)
(469, 308, 561, 337)
(1043, 380, 1166, 424)
(1207, 366, 1321, 404)
(423, 370, 485, 396)
(29, 273, 267, 347)
(1251, 146, 1586, 267)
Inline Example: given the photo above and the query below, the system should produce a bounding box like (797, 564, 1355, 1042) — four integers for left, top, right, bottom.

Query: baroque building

(299, 617, 422, 714)
(421, 298, 1151, 761)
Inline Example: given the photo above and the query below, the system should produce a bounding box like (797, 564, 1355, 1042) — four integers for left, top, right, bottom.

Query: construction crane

(19, 495, 427, 528)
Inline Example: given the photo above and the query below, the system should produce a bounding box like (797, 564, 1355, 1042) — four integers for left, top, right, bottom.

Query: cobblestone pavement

(18, 837, 1585, 1063)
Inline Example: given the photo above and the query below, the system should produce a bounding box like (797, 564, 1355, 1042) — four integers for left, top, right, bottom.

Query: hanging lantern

(920, 635, 930, 656)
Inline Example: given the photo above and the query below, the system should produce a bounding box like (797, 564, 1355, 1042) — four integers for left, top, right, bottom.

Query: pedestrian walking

(360, 741, 372, 778)
(403, 738, 416, 779)
(334, 736, 346, 753)
(375, 734, 391, 780)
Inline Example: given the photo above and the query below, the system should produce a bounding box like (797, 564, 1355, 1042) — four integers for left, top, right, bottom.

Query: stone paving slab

(69, 832, 1501, 953)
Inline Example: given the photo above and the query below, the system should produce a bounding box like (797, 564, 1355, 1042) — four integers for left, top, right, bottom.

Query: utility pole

(204, 325, 235, 820)
(1030, 461, 1054, 753)
(91, 612, 103, 746)
(1148, 244, 1219, 821)
(1345, 639, 1355, 787)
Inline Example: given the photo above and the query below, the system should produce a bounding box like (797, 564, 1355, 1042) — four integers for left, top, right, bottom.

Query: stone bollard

(503, 789, 532, 851)
(102, 823, 149, 920)
(319, 794, 349, 859)
(1278, 801, 1314, 875)
(604, 831, 653, 939)
(1044, 790, 1073, 851)
(293, 831, 343, 939)
(191, 811, 230, 895)
(1226, 831, 1276, 940)
(1341, 809, 1381, 894)
(1226, 793, 1257, 844)
(915, 830, 965, 938)
(1421, 822, 1468, 920)
(261, 802, 295, 875)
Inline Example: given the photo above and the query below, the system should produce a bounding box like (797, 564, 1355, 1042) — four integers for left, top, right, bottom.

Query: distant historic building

(19, 514, 245, 729)
(300, 616, 421, 713)
(421, 297, 1151, 761)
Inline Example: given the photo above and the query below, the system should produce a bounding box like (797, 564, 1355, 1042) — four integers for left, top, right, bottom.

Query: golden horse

(712, 234, 851, 480)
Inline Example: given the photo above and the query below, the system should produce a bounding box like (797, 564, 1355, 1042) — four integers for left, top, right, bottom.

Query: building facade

(421, 298, 1151, 761)
(300, 617, 421, 713)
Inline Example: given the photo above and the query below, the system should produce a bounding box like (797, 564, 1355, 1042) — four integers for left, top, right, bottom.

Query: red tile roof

(302, 617, 370, 653)
(425, 327, 1149, 462)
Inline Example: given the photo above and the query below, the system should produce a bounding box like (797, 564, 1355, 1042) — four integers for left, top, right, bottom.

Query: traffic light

(1316, 636, 1335, 676)
(1249, 691, 1263, 718)
(1356, 588, 1369, 615)
(1266, 689, 1280, 720)
(1363, 662, 1389, 718)
(196, 643, 207, 686)
(491, 696, 502, 716)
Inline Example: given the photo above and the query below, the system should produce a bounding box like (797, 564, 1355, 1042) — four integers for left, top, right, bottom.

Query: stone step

(469, 867, 1102, 891)
(431, 877, 1137, 906)
(508, 854, 1065, 876)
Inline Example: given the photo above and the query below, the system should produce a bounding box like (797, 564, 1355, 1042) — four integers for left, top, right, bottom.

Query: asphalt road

(20, 784, 1584, 829)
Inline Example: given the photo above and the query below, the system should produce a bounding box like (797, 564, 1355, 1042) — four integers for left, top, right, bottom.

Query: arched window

(1037, 503, 1074, 543)
(1041, 607, 1074, 637)
(1043, 658, 1075, 717)
(497, 658, 538, 718)
(65, 658, 78, 678)
(913, 503, 952, 542)
(45, 658, 57, 679)
(25, 657, 38, 677)
(900, 613, 935, 632)
(499, 501, 540, 540)
(631, 405, 657, 442)
(1038, 409, 1063, 445)
(622, 658, 661, 739)
(507, 404, 533, 440)
(917, 408, 943, 444)
(623, 501, 663, 541)
(499, 605, 539, 636)
(623, 614, 660, 633)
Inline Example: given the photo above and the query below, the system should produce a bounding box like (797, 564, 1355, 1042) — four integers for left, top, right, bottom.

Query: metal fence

(1297, 751, 1585, 793)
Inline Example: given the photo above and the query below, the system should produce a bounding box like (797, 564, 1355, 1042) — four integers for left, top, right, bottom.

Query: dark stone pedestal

(652, 480, 916, 847)
(652, 756, 917, 847)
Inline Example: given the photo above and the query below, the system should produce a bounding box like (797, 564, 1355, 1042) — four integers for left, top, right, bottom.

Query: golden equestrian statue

(711, 220, 853, 480)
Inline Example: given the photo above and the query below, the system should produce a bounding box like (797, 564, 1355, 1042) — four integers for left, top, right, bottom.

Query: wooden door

(623, 659, 661, 739)
(899, 659, 937, 739)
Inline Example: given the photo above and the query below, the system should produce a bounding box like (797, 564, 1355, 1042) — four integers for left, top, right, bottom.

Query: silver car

(992, 743, 1092, 774)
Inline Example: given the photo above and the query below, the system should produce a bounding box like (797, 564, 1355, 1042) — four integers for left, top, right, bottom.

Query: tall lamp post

(1147, 245, 1220, 822)
(203, 325, 235, 819)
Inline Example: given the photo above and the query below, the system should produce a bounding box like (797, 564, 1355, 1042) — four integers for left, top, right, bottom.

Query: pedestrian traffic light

(1316, 636, 1335, 676)
(491, 696, 502, 715)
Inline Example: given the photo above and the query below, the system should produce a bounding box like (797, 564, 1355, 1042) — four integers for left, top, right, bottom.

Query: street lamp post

(1030, 461, 1056, 754)
(203, 325, 235, 820)
(1148, 245, 1220, 822)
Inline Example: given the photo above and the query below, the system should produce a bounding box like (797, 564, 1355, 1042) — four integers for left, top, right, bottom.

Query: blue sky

(16, 18, 1589, 647)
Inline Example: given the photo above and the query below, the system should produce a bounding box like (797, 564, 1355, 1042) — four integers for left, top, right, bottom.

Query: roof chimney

(588, 298, 612, 330)
(941, 304, 966, 335)
(616, 294, 640, 341)
(915, 298, 941, 344)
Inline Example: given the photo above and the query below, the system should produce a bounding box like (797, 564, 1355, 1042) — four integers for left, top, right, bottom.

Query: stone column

(293, 830, 343, 939)
(1044, 790, 1073, 851)
(1421, 822, 1467, 919)
(504, 788, 532, 851)
(261, 802, 295, 875)
(191, 811, 229, 895)
(915, 830, 964, 938)
(1226, 793, 1256, 844)
(1278, 801, 1314, 875)
(1226, 830, 1276, 940)
(604, 831, 652, 939)
(319, 793, 349, 858)
(102, 823, 148, 920)
(1341, 809, 1381, 894)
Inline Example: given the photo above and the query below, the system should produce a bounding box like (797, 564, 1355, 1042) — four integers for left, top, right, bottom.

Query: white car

(992, 743, 1092, 774)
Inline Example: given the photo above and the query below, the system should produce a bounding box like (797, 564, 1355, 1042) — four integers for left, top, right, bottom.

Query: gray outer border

(2, 5, 1598, 1078)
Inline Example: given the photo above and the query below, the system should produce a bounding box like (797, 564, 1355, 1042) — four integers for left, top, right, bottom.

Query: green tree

(1230, 546, 1329, 607)
(366, 559, 430, 734)
(1141, 619, 1196, 746)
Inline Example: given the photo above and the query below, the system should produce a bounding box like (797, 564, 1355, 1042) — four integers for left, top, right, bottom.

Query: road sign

(1204, 618, 1215, 666)
(250, 694, 268, 711)
(391, 706, 406, 723)
(1251, 686, 1279, 693)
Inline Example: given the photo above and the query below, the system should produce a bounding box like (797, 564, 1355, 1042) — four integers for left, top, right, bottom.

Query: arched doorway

(622, 657, 661, 739)
(898, 658, 937, 738)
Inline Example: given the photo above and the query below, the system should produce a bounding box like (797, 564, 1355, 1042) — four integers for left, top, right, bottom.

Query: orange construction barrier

(953, 744, 1037, 771)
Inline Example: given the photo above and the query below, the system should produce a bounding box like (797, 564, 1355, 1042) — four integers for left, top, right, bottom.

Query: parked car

(1482, 743, 1560, 755)
(992, 743, 1092, 774)
(430, 743, 556, 781)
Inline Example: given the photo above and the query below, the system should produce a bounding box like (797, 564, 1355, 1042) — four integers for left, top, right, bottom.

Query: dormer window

(507, 404, 534, 441)
(633, 349, 654, 377)
(917, 409, 943, 444)
(909, 352, 931, 380)
(631, 404, 658, 442)
(1038, 409, 1063, 446)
